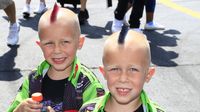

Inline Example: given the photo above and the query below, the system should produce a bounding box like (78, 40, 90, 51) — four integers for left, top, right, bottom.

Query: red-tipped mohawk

(50, 3, 59, 23)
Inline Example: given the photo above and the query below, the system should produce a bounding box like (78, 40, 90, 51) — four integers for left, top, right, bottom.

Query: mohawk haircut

(50, 3, 59, 23)
(118, 24, 128, 44)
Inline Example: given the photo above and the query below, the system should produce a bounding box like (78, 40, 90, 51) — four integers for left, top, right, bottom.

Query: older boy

(80, 28, 164, 112)
(7, 4, 104, 112)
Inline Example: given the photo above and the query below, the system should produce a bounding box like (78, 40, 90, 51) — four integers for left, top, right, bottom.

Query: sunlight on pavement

(159, 0, 200, 19)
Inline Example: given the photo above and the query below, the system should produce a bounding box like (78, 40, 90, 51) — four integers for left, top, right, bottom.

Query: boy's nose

(54, 44, 62, 53)
(119, 71, 129, 83)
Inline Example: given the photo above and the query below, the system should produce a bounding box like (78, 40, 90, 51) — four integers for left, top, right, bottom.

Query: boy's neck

(105, 96, 142, 112)
(47, 66, 72, 80)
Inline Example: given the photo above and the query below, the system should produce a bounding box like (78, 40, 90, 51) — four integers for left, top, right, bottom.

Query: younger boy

(7, 4, 104, 112)
(80, 28, 164, 112)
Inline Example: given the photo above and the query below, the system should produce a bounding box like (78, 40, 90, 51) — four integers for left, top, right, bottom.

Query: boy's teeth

(118, 88, 129, 92)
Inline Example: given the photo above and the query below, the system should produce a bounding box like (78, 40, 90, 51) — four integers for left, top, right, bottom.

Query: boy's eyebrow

(118, 24, 128, 44)
(105, 65, 119, 68)
(50, 3, 59, 23)
(40, 40, 52, 44)
(128, 65, 142, 70)
(105, 64, 141, 69)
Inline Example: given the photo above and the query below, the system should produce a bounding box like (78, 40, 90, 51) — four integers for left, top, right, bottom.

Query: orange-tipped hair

(50, 3, 59, 23)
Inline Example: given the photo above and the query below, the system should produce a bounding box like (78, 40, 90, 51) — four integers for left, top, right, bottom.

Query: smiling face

(102, 31, 154, 105)
(38, 8, 84, 72)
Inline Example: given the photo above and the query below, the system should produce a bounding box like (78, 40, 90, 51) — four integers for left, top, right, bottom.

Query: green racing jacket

(7, 57, 105, 112)
(79, 90, 164, 112)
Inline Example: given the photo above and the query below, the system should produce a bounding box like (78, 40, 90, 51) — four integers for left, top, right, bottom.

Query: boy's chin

(114, 97, 137, 105)
(51, 65, 70, 71)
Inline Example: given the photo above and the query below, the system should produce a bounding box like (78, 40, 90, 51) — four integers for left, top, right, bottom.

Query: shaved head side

(103, 30, 151, 67)
(38, 4, 80, 39)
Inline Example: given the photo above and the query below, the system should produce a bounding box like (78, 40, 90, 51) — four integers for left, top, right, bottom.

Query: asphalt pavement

(0, 0, 200, 111)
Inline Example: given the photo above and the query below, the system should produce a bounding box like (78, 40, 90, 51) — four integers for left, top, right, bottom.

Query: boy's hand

(47, 106, 55, 112)
(14, 98, 43, 112)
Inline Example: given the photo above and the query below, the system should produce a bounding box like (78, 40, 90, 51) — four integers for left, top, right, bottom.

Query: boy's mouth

(52, 57, 66, 64)
(116, 87, 131, 96)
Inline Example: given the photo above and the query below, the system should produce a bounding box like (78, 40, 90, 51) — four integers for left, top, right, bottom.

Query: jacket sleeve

(7, 77, 30, 112)
(82, 81, 105, 103)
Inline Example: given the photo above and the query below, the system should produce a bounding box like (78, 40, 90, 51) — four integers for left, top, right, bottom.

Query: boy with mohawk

(79, 26, 164, 112)
(7, 3, 104, 112)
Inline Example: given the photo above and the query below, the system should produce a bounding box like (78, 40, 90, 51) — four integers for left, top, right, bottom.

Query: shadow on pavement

(65, 6, 113, 39)
(18, 14, 43, 31)
(144, 29, 180, 67)
(65, 6, 112, 39)
(0, 45, 22, 81)
(80, 21, 112, 39)
(2, 16, 9, 22)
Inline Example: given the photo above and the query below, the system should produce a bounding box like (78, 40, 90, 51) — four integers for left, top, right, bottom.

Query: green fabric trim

(36, 57, 80, 87)
(95, 92, 110, 111)
(81, 91, 164, 112)
(80, 65, 104, 103)
(37, 60, 50, 77)
(141, 90, 165, 112)
(7, 77, 30, 112)
(82, 82, 104, 103)
(80, 92, 110, 112)
(68, 57, 81, 86)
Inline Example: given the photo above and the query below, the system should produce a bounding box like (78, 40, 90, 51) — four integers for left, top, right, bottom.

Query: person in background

(112, 0, 165, 32)
(0, 0, 20, 45)
(22, 0, 47, 17)
(144, 0, 165, 30)
(78, 0, 89, 25)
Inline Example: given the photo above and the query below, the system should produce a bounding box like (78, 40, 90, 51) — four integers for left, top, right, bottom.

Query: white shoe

(7, 23, 20, 45)
(34, 2, 47, 14)
(144, 21, 165, 30)
(23, 4, 31, 15)
(123, 13, 130, 26)
(112, 18, 123, 33)
(130, 28, 142, 33)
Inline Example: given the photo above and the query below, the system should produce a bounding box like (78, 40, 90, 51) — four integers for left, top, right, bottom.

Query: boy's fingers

(26, 98, 42, 110)
(27, 98, 39, 104)
(29, 103, 43, 109)
(23, 104, 41, 112)
(27, 108, 41, 112)
(47, 106, 55, 112)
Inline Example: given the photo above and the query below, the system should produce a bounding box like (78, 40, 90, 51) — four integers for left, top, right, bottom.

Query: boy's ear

(78, 35, 85, 49)
(145, 67, 155, 83)
(36, 41, 41, 46)
(99, 66, 107, 80)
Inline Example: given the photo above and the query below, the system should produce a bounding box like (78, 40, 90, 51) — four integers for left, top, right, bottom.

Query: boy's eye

(61, 40, 70, 45)
(109, 67, 120, 71)
(63, 40, 70, 43)
(129, 67, 139, 72)
(44, 42, 54, 46)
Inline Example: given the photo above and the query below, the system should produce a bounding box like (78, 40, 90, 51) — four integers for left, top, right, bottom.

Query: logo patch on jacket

(80, 103, 96, 112)
(96, 88, 105, 97)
